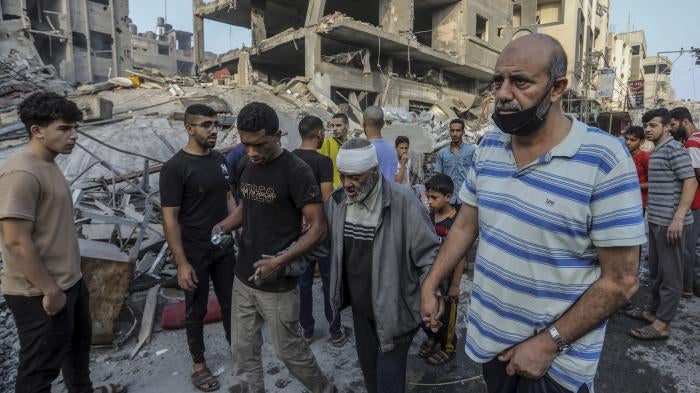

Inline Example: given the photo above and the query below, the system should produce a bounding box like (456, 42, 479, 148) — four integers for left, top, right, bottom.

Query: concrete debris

(73, 96, 114, 122)
(0, 20, 73, 114)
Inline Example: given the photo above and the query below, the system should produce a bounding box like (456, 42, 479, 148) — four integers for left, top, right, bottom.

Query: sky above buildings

(128, 0, 700, 100)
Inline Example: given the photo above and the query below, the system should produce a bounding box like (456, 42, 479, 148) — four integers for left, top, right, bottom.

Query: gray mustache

(495, 101, 522, 112)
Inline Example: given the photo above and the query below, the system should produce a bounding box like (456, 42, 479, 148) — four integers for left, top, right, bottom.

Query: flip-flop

(624, 308, 655, 323)
(629, 324, 670, 341)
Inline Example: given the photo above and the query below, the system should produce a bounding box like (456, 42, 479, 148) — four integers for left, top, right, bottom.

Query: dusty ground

(32, 276, 696, 393)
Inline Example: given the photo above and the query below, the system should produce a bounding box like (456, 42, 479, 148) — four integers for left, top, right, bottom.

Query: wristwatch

(548, 325, 571, 354)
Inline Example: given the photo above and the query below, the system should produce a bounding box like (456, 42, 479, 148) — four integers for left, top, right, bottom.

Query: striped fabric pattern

(344, 221, 375, 241)
(459, 119, 646, 392)
(647, 137, 695, 226)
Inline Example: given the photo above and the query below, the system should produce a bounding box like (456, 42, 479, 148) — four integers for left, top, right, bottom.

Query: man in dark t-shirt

(294, 115, 348, 347)
(160, 104, 235, 392)
(215, 103, 334, 393)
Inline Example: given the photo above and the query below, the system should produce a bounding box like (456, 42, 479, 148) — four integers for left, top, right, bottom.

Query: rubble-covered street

(1, 275, 695, 393)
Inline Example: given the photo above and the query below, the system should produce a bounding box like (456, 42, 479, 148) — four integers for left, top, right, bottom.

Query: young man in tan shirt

(0, 92, 126, 393)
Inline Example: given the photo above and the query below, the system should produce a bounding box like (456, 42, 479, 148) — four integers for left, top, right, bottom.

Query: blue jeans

(298, 255, 342, 337)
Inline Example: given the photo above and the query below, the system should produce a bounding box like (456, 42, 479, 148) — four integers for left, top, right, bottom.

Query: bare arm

(0, 218, 65, 314)
(499, 245, 639, 378)
(554, 246, 639, 343)
(447, 258, 467, 298)
(161, 207, 187, 268)
(395, 166, 406, 183)
(275, 202, 326, 267)
(668, 176, 698, 243)
(227, 189, 237, 212)
(161, 206, 199, 290)
(216, 200, 244, 232)
(639, 183, 648, 191)
(253, 202, 327, 279)
(320, 182, 333, 202)
(421, 203, 478, 330)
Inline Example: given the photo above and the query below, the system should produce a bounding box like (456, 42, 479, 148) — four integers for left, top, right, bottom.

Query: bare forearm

(674, 178, 698, 219)
(395, 166, 406, 182)
(162, 220, 188, 267)
(217, 204, 243, 232)
(277, 222, 326, 266)
(6, 242, 60, 295)
(450, 258, 466, 289)
(424, 210, 477, 293)
(554, 247, 639, 344)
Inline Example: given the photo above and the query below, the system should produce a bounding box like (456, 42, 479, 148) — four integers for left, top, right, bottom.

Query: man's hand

(498, 332, 558, 379)
(420, 287, 445, 333)
(250, 254, 283, 283)
(400, 154, 408, 166)
(667, 217, 684, 244)
(43, 290, 66, 316)
(448, 285, 460, 300)
(177, 261, 198, 291)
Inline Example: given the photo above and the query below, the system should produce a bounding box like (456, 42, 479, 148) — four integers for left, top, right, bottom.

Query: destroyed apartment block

(0, 0, 131, 85)
(193, 0, 512, 123)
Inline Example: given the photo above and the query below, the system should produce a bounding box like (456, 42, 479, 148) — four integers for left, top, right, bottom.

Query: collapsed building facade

(193, 0, 512, 115)
(0, 0, 131, 84)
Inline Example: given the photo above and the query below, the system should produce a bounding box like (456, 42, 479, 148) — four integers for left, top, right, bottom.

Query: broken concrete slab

(74, 96, 114, 122)
(79, 239, 133, 345)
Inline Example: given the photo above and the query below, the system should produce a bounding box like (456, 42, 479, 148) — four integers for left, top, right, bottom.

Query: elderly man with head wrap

(325, 138, 441, 393)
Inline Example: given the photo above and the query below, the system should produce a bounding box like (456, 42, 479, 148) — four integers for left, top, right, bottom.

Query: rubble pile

(0, 297, 18, 392)
(0, 20, 73, 115)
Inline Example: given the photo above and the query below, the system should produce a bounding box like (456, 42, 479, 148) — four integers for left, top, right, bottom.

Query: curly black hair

(236, 102, 279, 135)
(18, 91, 82, 138)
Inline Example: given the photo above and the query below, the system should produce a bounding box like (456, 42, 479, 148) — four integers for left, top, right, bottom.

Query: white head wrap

(336, 144, 378, 174)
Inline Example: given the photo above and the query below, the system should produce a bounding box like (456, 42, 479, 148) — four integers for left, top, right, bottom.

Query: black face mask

(492, 88, 553, 137)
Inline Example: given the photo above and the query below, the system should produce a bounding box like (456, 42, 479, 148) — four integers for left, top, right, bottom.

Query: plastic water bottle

(211, 229, 232, 247)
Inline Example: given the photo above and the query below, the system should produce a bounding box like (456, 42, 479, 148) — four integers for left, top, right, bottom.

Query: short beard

(347, 171, 379, 203)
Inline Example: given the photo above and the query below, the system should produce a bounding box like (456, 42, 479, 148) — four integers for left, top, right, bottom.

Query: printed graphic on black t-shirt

(159, 150, 231, 248)
(235, 150, 322, 292)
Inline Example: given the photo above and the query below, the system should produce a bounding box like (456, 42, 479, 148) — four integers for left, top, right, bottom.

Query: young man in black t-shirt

(160, 104, 235, 392)
(215, 103, 335, 393)
(294, 115, 348, 347)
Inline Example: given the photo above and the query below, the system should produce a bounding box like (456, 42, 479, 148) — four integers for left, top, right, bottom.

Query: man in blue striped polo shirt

(421, 34, 646, 393)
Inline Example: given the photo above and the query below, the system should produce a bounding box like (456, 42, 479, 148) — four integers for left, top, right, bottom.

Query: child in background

(394, 135, 416, 187)
(624, 126, 650, 212)
(418, 173, 466, 365)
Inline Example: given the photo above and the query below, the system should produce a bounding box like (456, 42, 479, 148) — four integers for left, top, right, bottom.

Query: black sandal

(418, 337, 438, 358)
(192, 368, 220, 392)
(426, 350, 456, 366)
(94, 384, 128, 393)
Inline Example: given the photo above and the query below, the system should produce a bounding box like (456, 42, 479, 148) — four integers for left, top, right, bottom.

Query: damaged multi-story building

(130, 17, 195, 75)
(192, 0, 512, 114)
(510, 0, 610, 95)
(0, 0, 131, 84)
